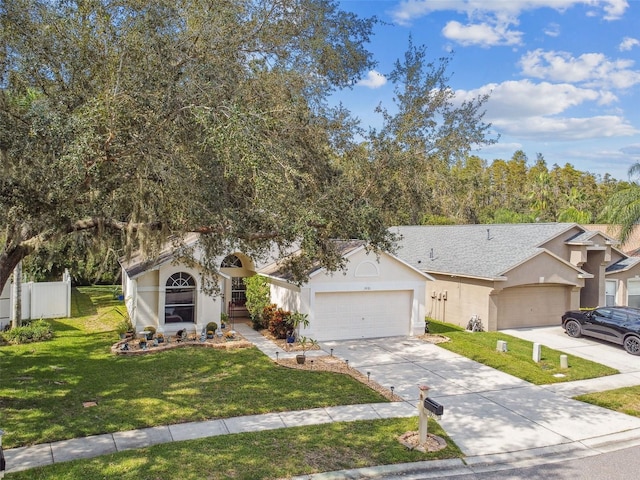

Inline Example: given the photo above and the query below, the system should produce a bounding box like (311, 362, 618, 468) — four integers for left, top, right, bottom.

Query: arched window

(165, 272, 196, 323)
(221, 254, 243, 268)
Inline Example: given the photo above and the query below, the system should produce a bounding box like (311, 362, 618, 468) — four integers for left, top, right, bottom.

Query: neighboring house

(583, 224, 640, 255)
(392, 223, 640, 331)
(119, 237, 432, 340)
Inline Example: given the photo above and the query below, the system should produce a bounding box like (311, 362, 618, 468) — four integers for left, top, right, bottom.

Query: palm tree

(603, 163, 640, 243)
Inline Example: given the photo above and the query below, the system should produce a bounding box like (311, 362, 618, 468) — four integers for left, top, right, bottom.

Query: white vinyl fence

(0, 271, 71, 329)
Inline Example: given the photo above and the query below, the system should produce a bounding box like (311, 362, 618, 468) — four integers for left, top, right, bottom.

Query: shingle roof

(606, 256, 640, 273)
(257, 240, 366, 281)
(119, 233, 201, 279)
(120, 233, 290, 279)
(391, 223, 580, 279)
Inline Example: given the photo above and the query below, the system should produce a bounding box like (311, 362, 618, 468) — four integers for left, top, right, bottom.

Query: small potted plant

(286, 329, 296, 350)
(206, 322, 218, 339)
(296, 336, 318, 364)
(116, 319, 131, 340)
(114, 307, 134, 339)
(156, 332, 165, 344)
(143, 326, 156, 340)
(220, 313, 228, 330)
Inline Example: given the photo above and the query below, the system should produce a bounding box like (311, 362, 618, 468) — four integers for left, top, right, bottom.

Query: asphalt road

(437, 445, 640, 480)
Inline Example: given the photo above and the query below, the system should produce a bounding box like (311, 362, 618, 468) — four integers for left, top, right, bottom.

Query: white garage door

(313, 290, 412, 341)
(498, 285, 569, 329)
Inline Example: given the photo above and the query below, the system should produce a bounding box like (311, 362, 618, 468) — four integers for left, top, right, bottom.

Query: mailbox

(423, 397, 444, 416)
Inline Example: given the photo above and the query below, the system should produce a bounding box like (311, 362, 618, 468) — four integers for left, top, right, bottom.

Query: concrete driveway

(320, 336, 640, 458)
(500, 326, 640, 374)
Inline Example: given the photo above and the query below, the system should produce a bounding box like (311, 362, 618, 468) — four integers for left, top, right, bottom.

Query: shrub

(206, 322, 218, 333)
(245, 276, 271, 330)
(2, 319, 54, 344)
(144, 326, 157, 336)
(261, 304, 277, 329)
(266, 307, 293, 339)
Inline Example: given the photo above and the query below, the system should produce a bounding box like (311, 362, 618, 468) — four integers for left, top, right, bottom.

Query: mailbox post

(418, 385, 430, 444)
(418, 385, 444, 446)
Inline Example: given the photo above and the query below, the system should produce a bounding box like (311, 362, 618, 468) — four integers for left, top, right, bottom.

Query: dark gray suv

(561, 306, 640, 355)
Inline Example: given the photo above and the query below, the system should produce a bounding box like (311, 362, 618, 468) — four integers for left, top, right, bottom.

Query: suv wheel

(624, 335, 640, 355)
(565, 320, 582, 338)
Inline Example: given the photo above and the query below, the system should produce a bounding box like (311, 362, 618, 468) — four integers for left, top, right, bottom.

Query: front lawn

(427, 320, 619, 384)
(0, 286, 386, 449)
(576, 386, 640, 418)
(5, 417, 462, 480)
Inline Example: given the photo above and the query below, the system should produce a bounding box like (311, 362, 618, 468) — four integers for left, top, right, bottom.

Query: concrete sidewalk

(5, 324, 640, 477)
(4, 402, 417, 474)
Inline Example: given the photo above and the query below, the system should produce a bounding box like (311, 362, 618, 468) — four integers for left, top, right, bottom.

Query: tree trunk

(0, 244, 30, 316)
(12, 261, 22, 328)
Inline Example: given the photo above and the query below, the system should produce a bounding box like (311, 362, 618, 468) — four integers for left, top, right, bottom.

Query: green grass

(5, 417, 461, 480)
(428, 320, 619, 384)
(0, 286, 385, 449)
(576, 386, 640, 418)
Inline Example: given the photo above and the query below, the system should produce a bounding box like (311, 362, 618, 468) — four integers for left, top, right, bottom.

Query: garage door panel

(499, 286, 568, 329)
(314, 290, 411, 341)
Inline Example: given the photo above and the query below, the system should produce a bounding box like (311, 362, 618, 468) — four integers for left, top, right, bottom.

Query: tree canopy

(0, 0, 387, 291)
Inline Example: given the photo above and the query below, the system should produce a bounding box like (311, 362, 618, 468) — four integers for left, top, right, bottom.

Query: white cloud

(620, 37, 640, 51)
(494, 115, 637, 140)
(391, 1, 629, 46)
(600, 0, 629, 20)
(454, 79, 637, 142)
(544, 23, 561, 37)
(457, 80, 603, 117)
(442, 20, 522, 47)
(519, 49, 640, 89)
(356, 70, 387, 89)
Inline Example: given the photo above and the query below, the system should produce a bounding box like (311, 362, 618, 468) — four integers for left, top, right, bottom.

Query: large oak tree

(0, 0, 390, 292)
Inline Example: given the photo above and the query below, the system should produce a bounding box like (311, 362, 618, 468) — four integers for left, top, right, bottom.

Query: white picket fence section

(0, 271, 71, 329)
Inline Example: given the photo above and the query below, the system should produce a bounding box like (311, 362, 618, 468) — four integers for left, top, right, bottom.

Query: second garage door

(497, 285, 569, 329)
(313, 290, 412, 341)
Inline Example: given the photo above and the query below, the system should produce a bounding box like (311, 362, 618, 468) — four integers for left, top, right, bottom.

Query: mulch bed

(111, 333, 252, 356)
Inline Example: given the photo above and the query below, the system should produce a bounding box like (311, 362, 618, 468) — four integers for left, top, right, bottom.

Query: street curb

(290, 430, 640, 479)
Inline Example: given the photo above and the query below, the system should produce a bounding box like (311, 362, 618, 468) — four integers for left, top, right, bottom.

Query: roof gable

(392, 223, 585, 280)
(258, 240, 433, 282)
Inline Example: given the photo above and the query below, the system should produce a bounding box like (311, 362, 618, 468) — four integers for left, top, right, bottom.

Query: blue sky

(334, 0, 640, 181)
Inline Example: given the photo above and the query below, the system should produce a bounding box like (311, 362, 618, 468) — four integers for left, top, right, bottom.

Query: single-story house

(391, 223, 640, 331)
(120, 223, 640, 339)
(120, 237, 432, 341)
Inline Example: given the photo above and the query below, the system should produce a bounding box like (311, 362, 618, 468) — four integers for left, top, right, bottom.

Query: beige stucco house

(392, 223, 640, 331)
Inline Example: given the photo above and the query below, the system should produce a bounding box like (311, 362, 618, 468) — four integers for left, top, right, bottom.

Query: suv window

(610, 309, 629, 324)
(593, 308, 612, 320)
